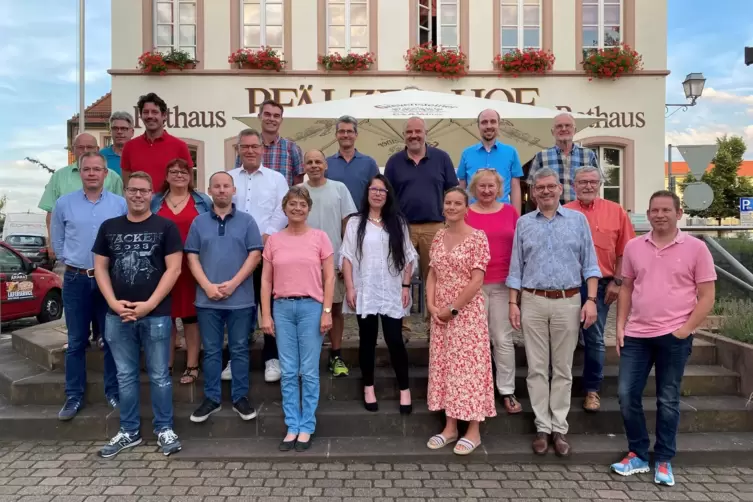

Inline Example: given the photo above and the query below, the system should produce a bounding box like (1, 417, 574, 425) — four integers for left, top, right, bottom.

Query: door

(0, 245, 35, 320)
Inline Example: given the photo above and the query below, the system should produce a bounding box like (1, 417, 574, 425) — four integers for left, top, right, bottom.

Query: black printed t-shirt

(92, 214, 183, 317)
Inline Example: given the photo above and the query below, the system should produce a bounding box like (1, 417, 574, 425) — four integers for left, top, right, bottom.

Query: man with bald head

(527, 113, 605, 205)
(458, 109, 523, 214)
(385, 117, 458, 325)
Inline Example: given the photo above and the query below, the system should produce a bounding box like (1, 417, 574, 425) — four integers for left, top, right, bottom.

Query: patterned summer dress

(427, 228, 497, 422)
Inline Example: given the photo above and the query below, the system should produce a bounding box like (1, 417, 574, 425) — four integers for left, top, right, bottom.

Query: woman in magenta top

(260, 185, 335, 452)
(465, 169, 521, 414)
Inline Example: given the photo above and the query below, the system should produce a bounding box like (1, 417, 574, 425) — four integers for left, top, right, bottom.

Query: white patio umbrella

(233, 88, 598, 166)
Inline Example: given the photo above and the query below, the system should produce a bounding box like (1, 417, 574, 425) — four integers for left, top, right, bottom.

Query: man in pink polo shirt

(611, 190, 716, 487)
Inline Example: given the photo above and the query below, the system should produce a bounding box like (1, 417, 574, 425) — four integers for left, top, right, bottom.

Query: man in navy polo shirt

(457, 109, 523, 214)
(185, 171, 264, 423)
(385, 116, 458, 327)
(325, 115, 379, 209)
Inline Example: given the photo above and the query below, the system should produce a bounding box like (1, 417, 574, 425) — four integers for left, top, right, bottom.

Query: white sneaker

(221, 362, 232, 381)
(265, 359, 281, 382)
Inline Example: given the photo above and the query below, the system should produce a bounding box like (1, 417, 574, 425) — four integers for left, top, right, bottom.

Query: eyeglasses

(239, 144, 263, 151)
(368, 188, 388, 195)
(576, 180, 601, 187)
(80, 167, 105, 174)
(167, 170, 189, 177)
(125, 187, 152, 196)
(111, 126, 131, 132)
(534, 184, 559, 193)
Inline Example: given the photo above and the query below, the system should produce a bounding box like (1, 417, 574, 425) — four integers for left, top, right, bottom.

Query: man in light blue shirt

(506, 167, 601, 458)
(457, 109, 524, 213)
(325, 115, 379, 209)
(99, 111, 135, 176)
(51, 151, 127, 422)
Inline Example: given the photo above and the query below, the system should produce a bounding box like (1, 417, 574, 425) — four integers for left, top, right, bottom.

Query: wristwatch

(613, 278, 623, 286)
(587, 297, 597, 303)
(449, 305, 459, 317)
(324, 307, 332, 314)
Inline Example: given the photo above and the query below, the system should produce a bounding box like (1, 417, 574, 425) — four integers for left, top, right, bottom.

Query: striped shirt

(527, 144, 604, 204)
(234, 135, 304, 186)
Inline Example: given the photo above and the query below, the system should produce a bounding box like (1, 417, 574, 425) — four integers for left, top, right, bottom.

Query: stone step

(0, 396, 750, 441)
(1, 362, 741, 406)
(175, 433, 753, 466)
(11, 326, 719, 373)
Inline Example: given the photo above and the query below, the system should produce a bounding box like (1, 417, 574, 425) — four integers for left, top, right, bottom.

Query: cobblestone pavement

(1, 441, 751, 502)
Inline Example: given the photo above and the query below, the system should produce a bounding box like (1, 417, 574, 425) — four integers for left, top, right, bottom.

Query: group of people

(43, 92, 715, 487)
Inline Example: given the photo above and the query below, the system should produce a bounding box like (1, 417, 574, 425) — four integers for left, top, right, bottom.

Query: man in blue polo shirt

(457, 109, 523, 214)
(185, 171, 264, 424)
(100, 111, 135, 177)
(325, 115, 379, 209)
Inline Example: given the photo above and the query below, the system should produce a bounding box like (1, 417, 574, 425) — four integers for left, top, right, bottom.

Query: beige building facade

(110, 0, 668, 212)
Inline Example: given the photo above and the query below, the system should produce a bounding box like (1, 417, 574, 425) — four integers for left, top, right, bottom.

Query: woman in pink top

(260, 186, 335, 452)
(465, 169, 522, 414)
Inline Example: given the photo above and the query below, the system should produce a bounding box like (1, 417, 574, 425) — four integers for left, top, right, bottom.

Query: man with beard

(186, 171, 264, 423)
(506, 167, 601, 457)
(51, 152, 127, 421)
(92, 171, 183, 458)
(457, 109, 523, 214)
(120, 93, 193, 189)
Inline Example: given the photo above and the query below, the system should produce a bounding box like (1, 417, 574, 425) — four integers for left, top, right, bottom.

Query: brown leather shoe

(532, 432, 549, 455)
(583, 392, 601, 412)
(552, 432, 571, 457)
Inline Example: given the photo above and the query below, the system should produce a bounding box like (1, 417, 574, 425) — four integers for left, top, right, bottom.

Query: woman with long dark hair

(340, 174, 417, 413)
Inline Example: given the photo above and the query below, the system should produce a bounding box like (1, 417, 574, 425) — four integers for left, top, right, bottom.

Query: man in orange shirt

(565, 166, 635, 412)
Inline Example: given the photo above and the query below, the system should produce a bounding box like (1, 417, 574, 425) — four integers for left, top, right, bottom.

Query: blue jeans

(63, 270, 118, 402)
(617, 333, 693, 463)
(273, 297, 323, 435)
(580, 278, 611, 392)
(104, 314, 173, 435)
(197, 306, 256, 403)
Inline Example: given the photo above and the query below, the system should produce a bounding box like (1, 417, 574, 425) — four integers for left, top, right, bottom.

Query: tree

(679, 135, 753, 225)
(0, 194, 6, 233)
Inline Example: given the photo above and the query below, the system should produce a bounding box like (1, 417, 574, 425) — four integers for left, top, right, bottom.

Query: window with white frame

(154, 0, 197, 58)
(418, 0, 459, 49)
(500, 0, 541, 54)
(327, 0, 369, 54)
(592, 146, 622, 204)
(581, 0, 621, 58)
(242, 0, 284, 55)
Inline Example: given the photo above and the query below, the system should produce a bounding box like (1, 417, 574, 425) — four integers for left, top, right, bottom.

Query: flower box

(404, 43, 468, 79)
(581, 44, 643, 80)
(228, 47, 285, 72)
(138, 49, 198, 74)
(493, 48, 555, 77)
(318, 52, 375, 73)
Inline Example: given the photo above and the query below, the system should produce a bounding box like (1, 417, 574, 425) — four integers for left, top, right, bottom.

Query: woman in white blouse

(341, 174, 418, 414)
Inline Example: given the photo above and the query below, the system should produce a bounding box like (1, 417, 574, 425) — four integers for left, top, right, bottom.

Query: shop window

(418, 0, 459, 49)
(500, 0, 541, 54)
(154, 0, 198, 58)
(593, 145, 623, 204)
(581, 0, 621, 59)
(327, 0, 369, 54)
(241, 0, 284, 56)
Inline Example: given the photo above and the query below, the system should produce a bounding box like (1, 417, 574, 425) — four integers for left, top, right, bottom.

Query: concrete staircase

(1, 320, 752, 464)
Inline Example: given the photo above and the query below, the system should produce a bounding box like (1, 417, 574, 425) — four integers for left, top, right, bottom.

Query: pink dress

(427, 229, 496, 422)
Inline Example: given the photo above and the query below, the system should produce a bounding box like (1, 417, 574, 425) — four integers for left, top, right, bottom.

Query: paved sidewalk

(1, 441, 751, 502)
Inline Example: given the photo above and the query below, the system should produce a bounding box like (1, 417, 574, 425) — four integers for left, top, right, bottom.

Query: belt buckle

(86, 268, 95, 278)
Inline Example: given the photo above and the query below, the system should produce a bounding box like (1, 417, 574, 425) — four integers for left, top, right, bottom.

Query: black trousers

(357, 314, 409, 390)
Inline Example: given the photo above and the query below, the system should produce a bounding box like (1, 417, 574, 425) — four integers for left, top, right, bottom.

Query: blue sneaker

(57, 398, 82, 421)
(610, 452, 651, 476)
(157, 429, 182, 456)
(655, 462, 675, 486)
(99, 430, 142, 458)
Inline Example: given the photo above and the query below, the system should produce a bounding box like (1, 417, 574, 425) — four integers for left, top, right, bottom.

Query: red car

(0, 241, 63, 323)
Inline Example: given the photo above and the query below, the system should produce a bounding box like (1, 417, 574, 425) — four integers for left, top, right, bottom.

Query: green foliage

(0, 194, 6, 233)
(678, 135, 753, 223)
(717, 297, 753, 344)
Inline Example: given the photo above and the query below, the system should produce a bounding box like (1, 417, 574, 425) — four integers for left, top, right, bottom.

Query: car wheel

(37, 290, 63, 324)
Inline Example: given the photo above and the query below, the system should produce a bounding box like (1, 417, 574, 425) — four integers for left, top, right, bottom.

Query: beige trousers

(483, 283, 518, 395)
(408, 222, 444, 328)
(521, 290, 581, 434)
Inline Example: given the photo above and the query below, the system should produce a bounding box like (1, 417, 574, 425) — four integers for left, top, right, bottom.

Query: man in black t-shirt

(92, 171, 184, 459)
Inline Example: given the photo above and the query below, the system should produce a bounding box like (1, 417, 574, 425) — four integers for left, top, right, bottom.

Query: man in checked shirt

(527, 113, 606, 205)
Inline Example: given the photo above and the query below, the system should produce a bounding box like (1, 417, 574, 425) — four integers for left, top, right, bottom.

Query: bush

(717, 298, 753, 344)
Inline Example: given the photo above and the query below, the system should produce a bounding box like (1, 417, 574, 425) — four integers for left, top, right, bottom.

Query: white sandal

(453, 437, 481, 456)
(426, 433, 458, 450)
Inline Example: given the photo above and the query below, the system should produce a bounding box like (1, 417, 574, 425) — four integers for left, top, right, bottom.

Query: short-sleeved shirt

(92, 214, 183, 317)
(325, 150, 380, 209)
(564, 197, 636, 277)
(527, 144, 604, 204)
(621, 230, 717, 339)
(302, 180, 357, 268)
(457, 141, 523, 203)
(185, 206, 264, 310)
(262, 229, 334, 303)
(120, 131, 193, 190)
(384, 146, 459, 224)
(465, 205, 519, 284)
(38, 163, 124, 212)
(260, 135, 304, 186)
(100, 146, 122, 175)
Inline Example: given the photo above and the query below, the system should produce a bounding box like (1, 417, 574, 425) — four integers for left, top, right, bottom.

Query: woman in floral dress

(426, 187, 495, 456)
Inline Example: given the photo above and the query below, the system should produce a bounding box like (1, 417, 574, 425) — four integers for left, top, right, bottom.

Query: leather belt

(66, 265, 95, 278)
(524, 287, 579, 299)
